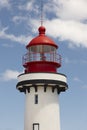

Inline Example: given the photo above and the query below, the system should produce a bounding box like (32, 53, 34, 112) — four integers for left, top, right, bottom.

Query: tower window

(35, 94, 38, 104)
(33, 123, 39, 130)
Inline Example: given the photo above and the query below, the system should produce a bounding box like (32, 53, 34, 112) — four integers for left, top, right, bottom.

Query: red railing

(22, 52, 61, 65)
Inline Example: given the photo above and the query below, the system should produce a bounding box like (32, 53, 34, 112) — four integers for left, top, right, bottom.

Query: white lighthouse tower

(16, 26, 68, 130)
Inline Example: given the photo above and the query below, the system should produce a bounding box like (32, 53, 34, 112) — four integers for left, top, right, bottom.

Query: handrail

(22, 52, 61, 65)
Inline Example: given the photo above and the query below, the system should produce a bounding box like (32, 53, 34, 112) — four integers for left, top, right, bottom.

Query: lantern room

(23, 26, 61, 73)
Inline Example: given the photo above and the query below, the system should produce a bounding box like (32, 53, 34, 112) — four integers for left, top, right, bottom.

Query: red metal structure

(23, 26, 61, 73)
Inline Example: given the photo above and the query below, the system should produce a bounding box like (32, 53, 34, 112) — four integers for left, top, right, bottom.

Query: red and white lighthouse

(16, 25, 68, 130)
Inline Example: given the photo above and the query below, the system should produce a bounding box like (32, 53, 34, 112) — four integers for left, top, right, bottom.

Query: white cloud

(58, 0, 87, 21)
(0, 0, 11, 9)
(73, 77, 87, 89)
(0, 27, 33, 45)
(64, 57, 87, 64)
(73, 77, 82, 82)
(29, 19, 87, 48)
(45, 0, 87, 21)
(0, 70, 22, 81)
(18, 1, 33, 11)
(1, 43, 13, 48)
(64, 57, 70, 64)
(12, 16, 27, 24)
(49, 19, 87, 47)
(18, 0, 39, 14)
(16, 0, 87, 23)
(82, 85, 87, 89)
(64, 57, 77, 64)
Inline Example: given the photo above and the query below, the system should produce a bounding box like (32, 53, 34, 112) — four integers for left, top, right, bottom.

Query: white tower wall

(24, 87, 60, 130)
(17, 73, 68, 130)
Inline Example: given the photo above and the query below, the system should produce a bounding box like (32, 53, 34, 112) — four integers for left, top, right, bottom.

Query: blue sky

(0, 0, 87, 130)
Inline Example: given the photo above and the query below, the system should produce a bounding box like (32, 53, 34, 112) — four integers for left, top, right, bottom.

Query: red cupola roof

(26, 26, 58, 48)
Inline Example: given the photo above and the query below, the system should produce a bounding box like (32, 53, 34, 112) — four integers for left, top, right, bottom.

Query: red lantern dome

(26, 26, 58, 48)
(23, 26, 61, 73)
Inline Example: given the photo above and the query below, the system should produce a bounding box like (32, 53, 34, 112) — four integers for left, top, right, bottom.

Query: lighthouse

(16, 25, 68, 130)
